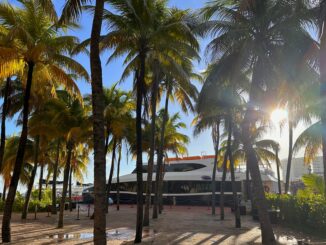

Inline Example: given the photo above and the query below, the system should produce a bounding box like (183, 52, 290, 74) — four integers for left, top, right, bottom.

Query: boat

(82, 155, 279, 205)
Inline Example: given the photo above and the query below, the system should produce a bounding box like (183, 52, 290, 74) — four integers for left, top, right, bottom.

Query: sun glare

(271, 109, 288, 124)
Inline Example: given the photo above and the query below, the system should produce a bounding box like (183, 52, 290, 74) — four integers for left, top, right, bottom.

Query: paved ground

(0, 204, 323, 244)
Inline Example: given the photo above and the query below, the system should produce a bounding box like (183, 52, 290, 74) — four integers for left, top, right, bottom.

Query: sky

(4, 0, 311, 189)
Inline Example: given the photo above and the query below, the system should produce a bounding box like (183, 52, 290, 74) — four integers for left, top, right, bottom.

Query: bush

(266, 193, 326, 235)
(0, 188, 53, 213)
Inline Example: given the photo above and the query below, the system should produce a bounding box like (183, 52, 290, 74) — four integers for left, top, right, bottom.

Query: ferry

(82, 155, 279, 205)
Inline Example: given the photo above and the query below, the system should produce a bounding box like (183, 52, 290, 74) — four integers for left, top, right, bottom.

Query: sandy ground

(0, 204, 324, 244)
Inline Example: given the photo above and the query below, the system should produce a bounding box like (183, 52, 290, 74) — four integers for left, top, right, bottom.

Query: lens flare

(271, 109, 288, 124)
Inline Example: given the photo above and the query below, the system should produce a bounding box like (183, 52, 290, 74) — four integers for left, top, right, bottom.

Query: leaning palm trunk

(22, 136, 40, 219)
(0, 77, 10, 170)
(90, 0, 107, 243)
(242, 109, 275, 240)
(211, 119, 220, 216)
(240, 60, 275, 244)
(226, 117, 241, 228)
(38, 164, 44, 201)
(245, 160, 250, 201)
(2, 185, 6, 201)
(52, 140, 60, 214)
(153, 82, 171, 219)
(220, 152, 227, 221)
(284, 116, 293, 194)
(69, 167, 72, 212)
(116, 143, 122, 211)
(134, 49, 146, 243)
(107, 138, 117, 211)
(2, 62, 34, 243)
(320, 19, 326, 197)
(144, 67, 160, 226)
(58, 143, 72, 228)
(158, 161, 165, 213)
(276, 149, 282, 195)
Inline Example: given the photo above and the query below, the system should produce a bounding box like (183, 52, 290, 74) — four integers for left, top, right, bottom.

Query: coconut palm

(193, 111, 222, 215)
(199, 0, 317, 242)
(99, 0, 197, 241)
(1, 136, 34, 197)
(316, 0, 326, 197)
(0, 1, 88, 241)
(60, 0, 107, 240)
(195, 62, 248, 217)
(41, 91, 91, 228)
(141, 10, 199, 226)
(68, 143, 89, 211)
(0, 78, 22, 172)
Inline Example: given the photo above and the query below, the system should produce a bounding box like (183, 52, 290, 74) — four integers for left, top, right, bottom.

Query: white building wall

(281, 156, 324, 182)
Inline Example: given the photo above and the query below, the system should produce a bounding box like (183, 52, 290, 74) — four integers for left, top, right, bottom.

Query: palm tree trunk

(0, 77, 10, 170)
(134, 48, 146, 243)
(158, 161, 165, 214)
(320, 19, 326, 197)
(144, 65, 160, 226)
(58, 143, 72, 228)
(285, 116, 293, 194)
(52, 140, 60, 215)
(22, 136, 40, 219)
(241, 61, 275, 244)
(116, 143, 122, 211)
(211, 119, 220, 216)
(104, 129, 110, 154)
(2, 184, 6, 201)
(226, 116, 241, 228)
(276, 149, 282, 195)
(69, 166, 72, 212)
(220, 152, 227, 221)
(245, 161, 250, 201)
(2, 61, 34, 243)
(106, 137, 117, 210)
(90, 0, 106, 243)
(38, 164, 44, 201)
(153, 82, 170, 219)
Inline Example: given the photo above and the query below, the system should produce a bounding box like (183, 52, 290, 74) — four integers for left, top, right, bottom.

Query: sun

(271, 109, 288, 124)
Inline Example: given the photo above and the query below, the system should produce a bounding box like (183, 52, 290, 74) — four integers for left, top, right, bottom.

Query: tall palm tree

(193, 112, 221, 215)
(0, 1, 88, 241)
(60, 0, 107, 241)
(318, 0, 326, 197)
(41, 91, 91, 228)
(199, 0, 317, 242)
(100, 1, 197, 241)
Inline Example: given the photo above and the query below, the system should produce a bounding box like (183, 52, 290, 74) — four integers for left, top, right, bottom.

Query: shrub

(265, 193, 326, 235)
(0, 188, 53, 213)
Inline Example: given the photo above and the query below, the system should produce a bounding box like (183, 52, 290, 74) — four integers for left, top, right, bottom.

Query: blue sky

(5, 0, 214, 186)
(5, 0, 301, 187)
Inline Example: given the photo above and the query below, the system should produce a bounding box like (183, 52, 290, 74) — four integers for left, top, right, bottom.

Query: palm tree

(1, 136, 34, 202)
(153, 74, 198, 218)
(193, 112, 221, 215)
(60, 0, 107, 241)
(154, 110, 190, 215)
(40, 91, 91, 228)
(199, 0, 317, 242)
(98, 86, 134, 210)
(317, 0, 326, 197)
(0, 1, 88, 241)
(100, 1, 197, 241)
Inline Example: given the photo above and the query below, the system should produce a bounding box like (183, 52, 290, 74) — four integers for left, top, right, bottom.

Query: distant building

(281, 156, 324, 192)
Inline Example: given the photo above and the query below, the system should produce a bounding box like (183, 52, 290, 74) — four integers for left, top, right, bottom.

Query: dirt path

(0, 205, 322, 244)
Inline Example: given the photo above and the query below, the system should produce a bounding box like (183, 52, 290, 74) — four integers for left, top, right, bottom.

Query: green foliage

(266, 193, 326, 235)
(301, 174, 325, 195)
(0, 189, 53, 212)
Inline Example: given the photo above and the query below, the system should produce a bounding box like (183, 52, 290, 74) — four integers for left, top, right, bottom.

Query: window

(132, 163, 206, 173)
